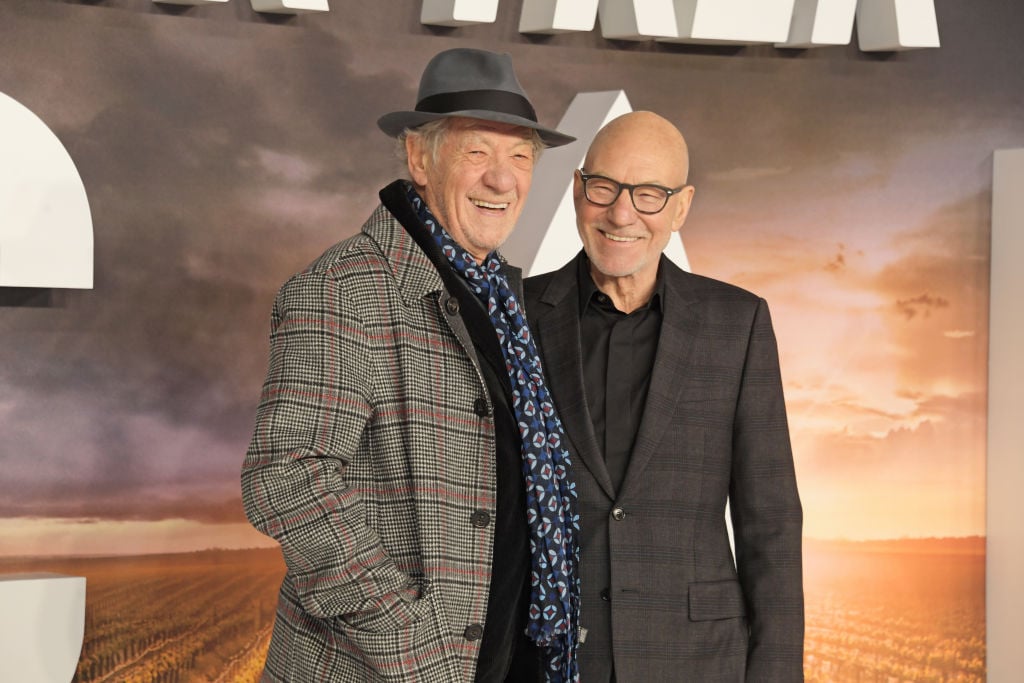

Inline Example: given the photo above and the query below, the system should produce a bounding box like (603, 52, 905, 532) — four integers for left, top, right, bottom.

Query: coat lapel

(618, 259, 702, 500)
(533, 258, 617, 500)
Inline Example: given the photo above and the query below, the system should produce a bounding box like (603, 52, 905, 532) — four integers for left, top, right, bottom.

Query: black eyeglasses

(577, 170, 686, 215)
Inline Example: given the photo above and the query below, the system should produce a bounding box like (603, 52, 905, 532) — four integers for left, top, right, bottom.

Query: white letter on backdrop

(598, 0, 679, 41)
(659, 0, 798, 44)
(421, 0, 499, 26)
(776, 0, 857, 48)
(777, 0, 938, 49)
(856, 0, 939, 51)
(249, 0, 329, 13)
(0, 92, 93, 289)
(520, 0, 598, 34)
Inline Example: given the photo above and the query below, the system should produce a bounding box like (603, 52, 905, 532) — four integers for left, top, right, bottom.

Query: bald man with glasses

(524, 111, 804, 682)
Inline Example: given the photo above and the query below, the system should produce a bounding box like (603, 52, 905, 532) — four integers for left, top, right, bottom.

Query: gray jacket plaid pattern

(242, 202, 503, 682)
(525, 253, 804, 682)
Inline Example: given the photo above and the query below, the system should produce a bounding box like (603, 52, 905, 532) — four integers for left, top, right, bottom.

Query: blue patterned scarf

(408, 188, 580, 682)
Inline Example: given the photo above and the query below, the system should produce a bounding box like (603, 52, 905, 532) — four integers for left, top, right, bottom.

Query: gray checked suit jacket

(525, 252, 804, 682)
(242, 199, 512, 682)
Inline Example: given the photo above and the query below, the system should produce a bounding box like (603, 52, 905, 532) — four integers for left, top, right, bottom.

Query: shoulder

(662, 258, 765, 311)
(523, 269, 556, 300)
(523, 253, 581, 307)
(268, 219, 404, 324)
(315, 207, 396, 277)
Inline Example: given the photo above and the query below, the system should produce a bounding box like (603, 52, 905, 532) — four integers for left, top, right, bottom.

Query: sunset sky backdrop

(2, 0, 1019, 556)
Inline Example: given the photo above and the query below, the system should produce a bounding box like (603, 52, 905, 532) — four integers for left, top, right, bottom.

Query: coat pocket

(332, 579, 460, 682)
(688, 579, 747, 621)
(339, 576, 437, 633)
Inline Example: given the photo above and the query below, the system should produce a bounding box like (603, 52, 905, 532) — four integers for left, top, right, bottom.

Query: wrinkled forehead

(447, 117, 536, 141)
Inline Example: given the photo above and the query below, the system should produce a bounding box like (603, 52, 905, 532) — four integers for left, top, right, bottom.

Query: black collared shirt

(578, 256, 664, 493)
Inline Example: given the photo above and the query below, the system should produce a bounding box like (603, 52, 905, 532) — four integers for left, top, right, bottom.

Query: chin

(591, 260, 641, 280)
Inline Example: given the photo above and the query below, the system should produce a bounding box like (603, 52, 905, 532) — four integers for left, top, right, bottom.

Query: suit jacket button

(470, 510, 491, 528)
(611, 507, 626, 521)
(473, 398, 490, 416)
(445, 296, 460, 315)
(464, 623, 484, 641)
(600, 588, 611, 602)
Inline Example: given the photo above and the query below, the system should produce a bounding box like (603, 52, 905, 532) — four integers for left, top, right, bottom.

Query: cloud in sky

(2, 0, 1019, 550)
(697, 190, 990, 539)
(0, 9, 418, 531)
(895, 293, 951, 320)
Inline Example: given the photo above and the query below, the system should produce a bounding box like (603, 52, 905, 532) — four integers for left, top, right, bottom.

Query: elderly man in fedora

(242, 48, 580, 683)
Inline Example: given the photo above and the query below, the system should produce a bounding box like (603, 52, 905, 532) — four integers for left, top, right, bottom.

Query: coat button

(445, 296, 460, 315)
(473, 398, 489, 417)
(611, 507, 626, 521)
(470, 510, 491, 528)
(464, 623, 484, 641)
(600, 588, 610, 602)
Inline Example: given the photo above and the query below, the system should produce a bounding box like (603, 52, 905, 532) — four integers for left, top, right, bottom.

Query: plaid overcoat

(242, 196, 511, 682)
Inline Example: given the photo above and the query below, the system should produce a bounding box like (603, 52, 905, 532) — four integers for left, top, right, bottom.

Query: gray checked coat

(242, 196, 512, 682)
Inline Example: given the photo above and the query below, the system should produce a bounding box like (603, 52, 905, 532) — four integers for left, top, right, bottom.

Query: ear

(572, 169, 585, 205)
(670, 185, 696, 233)
(406, 135, 430, 187)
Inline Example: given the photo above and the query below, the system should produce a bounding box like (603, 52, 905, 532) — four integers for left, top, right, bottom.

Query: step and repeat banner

(3, 1, 1020, 680)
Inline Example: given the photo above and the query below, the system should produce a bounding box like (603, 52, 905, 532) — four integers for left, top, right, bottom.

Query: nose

(481, 157, 517, 195)
(607, 187, 638, 225)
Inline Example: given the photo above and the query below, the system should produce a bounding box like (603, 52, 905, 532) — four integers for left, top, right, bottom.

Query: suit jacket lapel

(618, 259, 701, 500)
(534, 258, 617, 500)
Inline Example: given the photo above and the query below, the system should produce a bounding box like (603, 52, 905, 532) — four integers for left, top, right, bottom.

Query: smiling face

(575, 111, 695, 307)
(406, 117, 538, 264)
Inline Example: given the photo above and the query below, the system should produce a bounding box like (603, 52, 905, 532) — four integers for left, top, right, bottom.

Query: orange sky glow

(687, 191, 987, 541)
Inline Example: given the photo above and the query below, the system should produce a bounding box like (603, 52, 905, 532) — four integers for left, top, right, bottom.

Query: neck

(590, 266, 655, 314)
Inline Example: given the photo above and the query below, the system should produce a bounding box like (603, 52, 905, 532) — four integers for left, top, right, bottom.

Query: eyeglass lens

(584, 176, 669, 213)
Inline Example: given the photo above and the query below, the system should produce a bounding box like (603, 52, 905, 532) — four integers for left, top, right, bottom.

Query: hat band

(415, 89, 538, 124)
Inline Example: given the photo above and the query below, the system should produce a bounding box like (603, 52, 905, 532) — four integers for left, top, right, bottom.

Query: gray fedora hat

(377, 48, 575, 148)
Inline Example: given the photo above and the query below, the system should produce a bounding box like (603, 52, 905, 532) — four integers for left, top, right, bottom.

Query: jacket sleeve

(729, 298, 805, 681)
(241, 269, 413, 621)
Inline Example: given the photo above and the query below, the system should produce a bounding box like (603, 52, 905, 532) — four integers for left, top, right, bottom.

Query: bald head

(573, 110, 696, 312)
(584, 111, 690, 185)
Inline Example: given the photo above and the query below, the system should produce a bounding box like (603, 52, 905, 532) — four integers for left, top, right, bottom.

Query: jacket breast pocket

(688, 579, 747, 621)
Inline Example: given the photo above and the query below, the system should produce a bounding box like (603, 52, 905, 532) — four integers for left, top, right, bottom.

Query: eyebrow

(585, 170, 680, 186)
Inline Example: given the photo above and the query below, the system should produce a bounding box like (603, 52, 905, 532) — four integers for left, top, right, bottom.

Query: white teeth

(471, 199, 509, 210)
(603, 232, 639, 242)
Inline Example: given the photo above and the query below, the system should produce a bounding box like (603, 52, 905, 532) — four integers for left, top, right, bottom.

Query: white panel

(502, 90, 690, 277)
(250, 0, 329, 13)
(0, 92, 93, 289)
(0, 574, 86, 683)
(597, 0, 678, 41)
(153, 0, 228, 6)
(421, 0, 499, 26)
(660, 0, 797, 45)
(988, 148, 1024, 681)
(777, 0, 857, 48)
(856, 0, 939, 51)
(520, 0, 599, 34)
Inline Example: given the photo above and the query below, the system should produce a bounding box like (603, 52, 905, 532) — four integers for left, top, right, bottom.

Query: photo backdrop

(3, 1, 1021, 681)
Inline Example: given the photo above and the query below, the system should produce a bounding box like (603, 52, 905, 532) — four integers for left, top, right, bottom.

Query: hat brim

(378, 109, 576, 148)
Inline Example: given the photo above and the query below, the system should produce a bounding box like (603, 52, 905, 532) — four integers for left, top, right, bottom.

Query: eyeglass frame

(576, 169, 688, 215)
